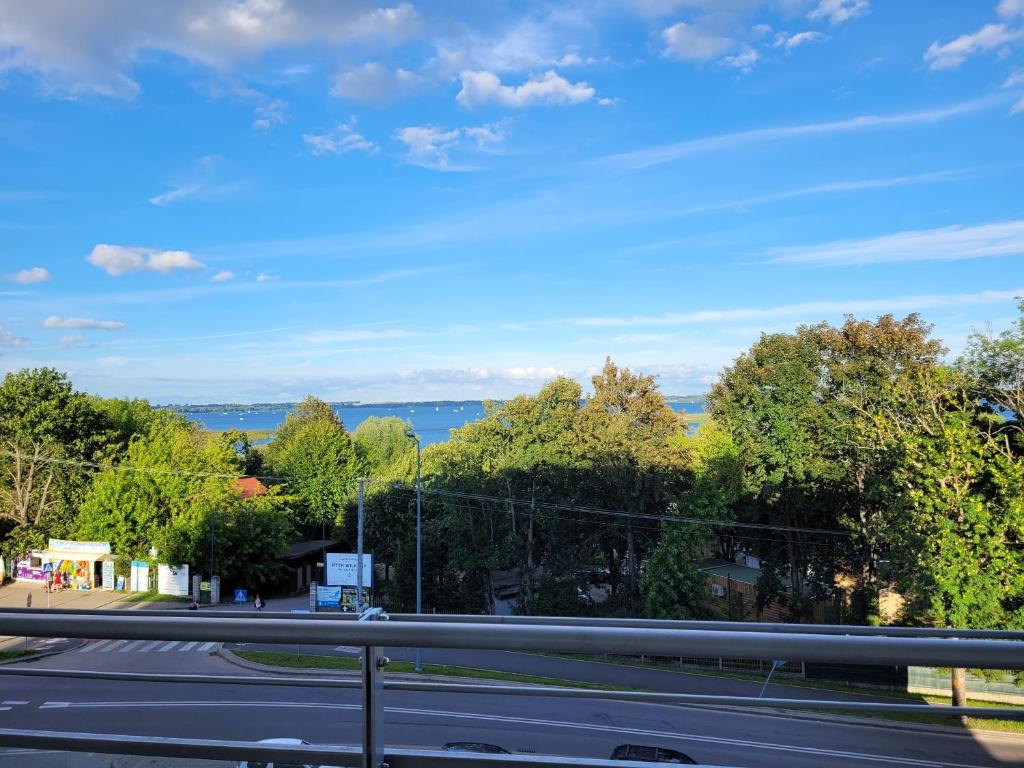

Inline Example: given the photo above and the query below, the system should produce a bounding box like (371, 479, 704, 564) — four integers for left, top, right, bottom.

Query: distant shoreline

(159, 395, 707, 413)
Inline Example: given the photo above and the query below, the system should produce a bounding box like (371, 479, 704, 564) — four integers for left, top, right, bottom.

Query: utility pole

(209, 517, 215, 579)
(405, 429, 423, 672)
(357, 478, 364, 614)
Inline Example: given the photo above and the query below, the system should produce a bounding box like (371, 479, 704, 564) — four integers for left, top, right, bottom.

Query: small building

(235, 476, 268, 499)
(283, 539, 339, 593)
(15, 539, 113, 590)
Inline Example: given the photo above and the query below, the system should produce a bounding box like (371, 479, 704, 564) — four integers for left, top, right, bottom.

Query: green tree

(708, 332, 837, 621)
(263, 396, 358, 536)
(0, 368, 108, 549)
(811, 314, 944, 623)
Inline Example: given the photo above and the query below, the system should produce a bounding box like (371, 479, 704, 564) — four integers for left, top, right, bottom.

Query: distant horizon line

(158, 394, 708, 410)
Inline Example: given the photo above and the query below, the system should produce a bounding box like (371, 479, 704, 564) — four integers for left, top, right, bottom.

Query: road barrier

(0, 608, 1021, 768)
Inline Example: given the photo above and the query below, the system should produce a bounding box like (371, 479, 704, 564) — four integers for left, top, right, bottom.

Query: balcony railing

(0, 608, 1021, 768)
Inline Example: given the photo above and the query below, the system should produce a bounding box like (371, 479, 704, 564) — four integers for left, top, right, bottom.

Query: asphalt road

(227, 642, 905, 704)
(0, 640, 1022, 767)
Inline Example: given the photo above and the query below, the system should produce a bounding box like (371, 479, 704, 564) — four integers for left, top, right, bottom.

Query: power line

(374, 480, 859, 538)
(0, 449, 295, 482)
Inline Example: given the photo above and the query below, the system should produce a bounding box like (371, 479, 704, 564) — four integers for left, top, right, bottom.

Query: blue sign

(42, 562, 53, 573)
(316, 585, 342, 607)
(234, 589, 248, 604)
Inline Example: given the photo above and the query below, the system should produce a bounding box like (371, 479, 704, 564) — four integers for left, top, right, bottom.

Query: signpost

(234, 589, 248, 604)
(42, 563, 52, 608)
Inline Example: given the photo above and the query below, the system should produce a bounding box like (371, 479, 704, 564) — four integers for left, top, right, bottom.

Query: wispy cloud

(43, 316, 126, 330)
(303, 121, 378, 156)
(299, 329, 416, 344)
(210, 270, 236, 283)
(565, 289, 1024, 328)
(768, 220, 1024, 266)
(596, 95, 1005, 173)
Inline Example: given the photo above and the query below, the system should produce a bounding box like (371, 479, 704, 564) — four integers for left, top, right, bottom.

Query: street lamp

(405, 428, 423, 672)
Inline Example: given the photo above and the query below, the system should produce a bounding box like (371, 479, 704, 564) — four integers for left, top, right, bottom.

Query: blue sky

(1, 0, 1023, 403)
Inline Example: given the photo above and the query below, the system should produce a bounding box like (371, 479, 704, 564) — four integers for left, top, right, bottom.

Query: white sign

(48, 539, 111, 555)
(157, 564, 190, 597)
(325, 553, 373, 587)
(130, 560, 149, 592)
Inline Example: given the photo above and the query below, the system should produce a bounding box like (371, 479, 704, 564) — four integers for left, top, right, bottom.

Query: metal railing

(0, 608, 1022, 768)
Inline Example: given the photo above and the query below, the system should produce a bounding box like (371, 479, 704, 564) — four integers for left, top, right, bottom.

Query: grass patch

(547, 653, 1024, 733)
(232, 650, 633, 691)
(0, 650, 35, 662)
(116, 592, 187, 603)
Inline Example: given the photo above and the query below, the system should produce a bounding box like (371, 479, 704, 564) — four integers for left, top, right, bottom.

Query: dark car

(610, 744, 698, 764)
(442, 742, 512, 754)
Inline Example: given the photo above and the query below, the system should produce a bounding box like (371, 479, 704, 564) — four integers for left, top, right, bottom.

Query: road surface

(0, 637, 1020, 767)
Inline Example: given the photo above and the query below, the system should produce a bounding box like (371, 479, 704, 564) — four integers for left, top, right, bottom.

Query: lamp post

(405, 428, 422, 672)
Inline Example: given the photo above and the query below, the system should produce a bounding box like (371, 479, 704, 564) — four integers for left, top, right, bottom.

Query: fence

(0, 608, 1022, 768)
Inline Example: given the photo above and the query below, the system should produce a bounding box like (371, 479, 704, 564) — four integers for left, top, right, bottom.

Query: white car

(236, 738, 340, 768)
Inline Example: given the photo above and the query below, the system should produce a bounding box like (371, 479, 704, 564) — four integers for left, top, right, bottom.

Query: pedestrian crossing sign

(42, 562, 53, 572)
(234, 588, 248, 604)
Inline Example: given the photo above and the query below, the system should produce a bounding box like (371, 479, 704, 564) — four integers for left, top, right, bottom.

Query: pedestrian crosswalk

(77, 639, 219, 654)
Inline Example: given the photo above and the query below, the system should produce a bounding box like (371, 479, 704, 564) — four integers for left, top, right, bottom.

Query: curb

(215, 648, 1024, 741)
(0, 638, 88, 665)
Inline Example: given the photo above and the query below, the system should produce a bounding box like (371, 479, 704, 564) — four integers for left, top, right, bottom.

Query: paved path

(0, 661, 1020, 767)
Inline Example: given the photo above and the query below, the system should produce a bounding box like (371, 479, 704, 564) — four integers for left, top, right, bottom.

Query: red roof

(235, 477, 268, 499)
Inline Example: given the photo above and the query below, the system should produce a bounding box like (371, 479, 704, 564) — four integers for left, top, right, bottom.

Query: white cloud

(256, 272, 277, 282)
(394, 125, 464, 169)
(661, 22, 733, 62)
(774, 31, 826, 50)
(303, 121, 378, 156)
(87, 244, 205, 276)
(768, 220, 1024, 266)
(331, 61, 423, 104)
(252, 98, 288, 132)
(7, 266, 52, 284)
(924, 24, 1024, 71)
(999, 0, 1024, 18)
(0, 328, 29, 348)
(394, 122, 507, 170)
(456, 70, 597, 108)
(43, 316, 125, 330)
(1005, 70, 1024, 87)
(1013, 97, 1024, 115)
(720, 46, 759, 73)
(598, 94, 1003, 172)
(566, 289, 1024, 328)
(211, 270, 236, 283)
(0, 1, 421, 97)
(435, 10, 597, 77)
(58, 334, 83, 348)
(808, 0, 870, 26)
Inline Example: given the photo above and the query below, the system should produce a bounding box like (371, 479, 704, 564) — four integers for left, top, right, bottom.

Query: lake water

(185, 401, 705, 447)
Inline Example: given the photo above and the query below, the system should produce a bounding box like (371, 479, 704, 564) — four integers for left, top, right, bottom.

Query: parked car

(442, 742, 512, 754)
(236, 737, 340, 768)
(610, 744, 698, 764)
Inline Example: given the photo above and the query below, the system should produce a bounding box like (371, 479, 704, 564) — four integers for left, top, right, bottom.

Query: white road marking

(2, 701, 28, 705)
(136, 640, 164, 652)
(32, 700, 1000, 767)
(156, 641, 180, 652)
(98, 640, 127, 653)
(118, 640, 145, 652)
(198, 641, 216, 651)
(178, 641, 198, 651)
(333, 645, 360, 654)
(78, 639, 112, 653)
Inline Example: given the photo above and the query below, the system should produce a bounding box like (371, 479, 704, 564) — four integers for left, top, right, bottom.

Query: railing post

(360, 607, 387, 768)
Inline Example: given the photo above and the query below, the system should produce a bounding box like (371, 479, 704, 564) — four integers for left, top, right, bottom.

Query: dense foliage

(0, 304, 1021, 632)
